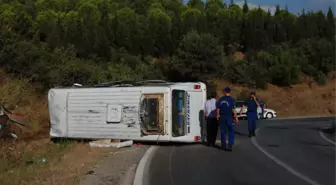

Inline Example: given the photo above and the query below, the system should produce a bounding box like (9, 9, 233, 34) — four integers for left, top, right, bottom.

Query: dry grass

(0, 70, 115, 185)
(211, 77, 336, 117)
(0, 139, 114, 185)
(0, 70, 49, 136)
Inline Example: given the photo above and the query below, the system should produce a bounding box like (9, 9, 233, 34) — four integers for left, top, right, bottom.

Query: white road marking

(133, 146, 158, 185)
(319, 131, 336, 145)
(252, 129, 322, 185)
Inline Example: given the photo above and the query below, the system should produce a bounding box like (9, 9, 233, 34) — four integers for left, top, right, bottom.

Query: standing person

(216, 87, 239, 152)
(204, 91, 218, 147)
(260, 100, 265, 119)
(239, 91, 260, 137)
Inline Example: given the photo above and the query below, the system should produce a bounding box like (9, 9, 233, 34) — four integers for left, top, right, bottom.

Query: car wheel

(266, 112, 273, 119)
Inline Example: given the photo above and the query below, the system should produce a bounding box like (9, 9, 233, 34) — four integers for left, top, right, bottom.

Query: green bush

(205, 81, 217, 98)
(169, 30, 223, 81)
(314, 71, 328, 85)
(0, 1, 334, 90)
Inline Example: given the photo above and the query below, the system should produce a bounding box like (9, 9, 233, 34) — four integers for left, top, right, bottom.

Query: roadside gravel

(79, 144, 149, 185)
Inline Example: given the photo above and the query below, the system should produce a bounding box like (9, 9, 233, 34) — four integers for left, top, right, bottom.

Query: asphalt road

(148, 117, 336, 185)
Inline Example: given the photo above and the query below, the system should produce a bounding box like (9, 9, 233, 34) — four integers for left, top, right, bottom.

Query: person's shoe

(227, 145, 233, 152)
(221, 145, 227, 151)
(248, 132, 253, 137)
(252, 132, 256, 137)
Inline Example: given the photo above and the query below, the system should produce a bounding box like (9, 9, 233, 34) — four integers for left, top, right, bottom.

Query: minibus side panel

(66, 90, 142, 139)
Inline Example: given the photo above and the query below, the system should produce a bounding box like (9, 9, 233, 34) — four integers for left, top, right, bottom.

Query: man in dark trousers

(216, 87, 239, 152)
(204, 91, 218, 147)
(240, 91, 260, 137)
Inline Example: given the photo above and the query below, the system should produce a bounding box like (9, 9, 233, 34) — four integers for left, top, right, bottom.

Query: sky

(185, 0, 336, 15)
(230, 0, 336, 15)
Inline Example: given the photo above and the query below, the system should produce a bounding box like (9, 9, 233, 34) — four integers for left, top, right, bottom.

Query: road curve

(147, 117, 335, 185)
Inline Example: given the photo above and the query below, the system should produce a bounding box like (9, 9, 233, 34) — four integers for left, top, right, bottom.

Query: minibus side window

(172, 90, 186, 137)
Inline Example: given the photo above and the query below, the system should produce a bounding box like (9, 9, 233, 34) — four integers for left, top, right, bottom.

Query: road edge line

(319, 131, 336, 145)
(133, 146, 158, 185)
(251, 129, 322, 185)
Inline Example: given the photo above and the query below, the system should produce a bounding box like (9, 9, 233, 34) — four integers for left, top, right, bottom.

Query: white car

(262, 108, 277, 119)
(235, 101, 277, 119)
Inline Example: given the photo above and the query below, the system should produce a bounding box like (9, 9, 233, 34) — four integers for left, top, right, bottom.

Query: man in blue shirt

(216, 87, 239, 152)
(240, 91, 260, 137)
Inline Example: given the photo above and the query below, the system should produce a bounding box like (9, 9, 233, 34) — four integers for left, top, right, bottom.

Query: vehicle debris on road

(89, 139, 133, 148)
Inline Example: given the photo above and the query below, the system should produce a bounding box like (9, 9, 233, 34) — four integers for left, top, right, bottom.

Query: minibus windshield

(172, 90, 186, 137)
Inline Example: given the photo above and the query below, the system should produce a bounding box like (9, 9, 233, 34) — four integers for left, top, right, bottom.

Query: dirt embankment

(212, 76, 336, 117)
(0, 70, 109, 185)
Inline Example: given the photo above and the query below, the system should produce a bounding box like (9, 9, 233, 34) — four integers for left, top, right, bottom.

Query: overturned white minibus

(48, 80, 207, 143)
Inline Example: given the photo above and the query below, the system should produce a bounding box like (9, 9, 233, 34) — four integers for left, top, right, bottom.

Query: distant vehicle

(48, 80, 207, 143)
(262, 108, 277, 119)
(235, 101, 277, 119)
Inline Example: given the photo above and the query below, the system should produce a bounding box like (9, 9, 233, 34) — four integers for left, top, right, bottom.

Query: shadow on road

(235, 131, 248, 136)
(299, 141, 332, 147)
(135, 141, 203, 147)
(264, 126, 290, 130)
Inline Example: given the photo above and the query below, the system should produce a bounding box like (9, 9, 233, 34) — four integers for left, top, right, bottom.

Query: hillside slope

(0, 70, 119, 185)
(213, 78, 335, 117)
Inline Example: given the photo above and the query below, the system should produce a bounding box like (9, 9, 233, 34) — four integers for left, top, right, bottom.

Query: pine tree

(243, 0, 249, 14)
(275, 4, 280, 16)
(327, 7, 334, 22)
(326, 7, 335, 39)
